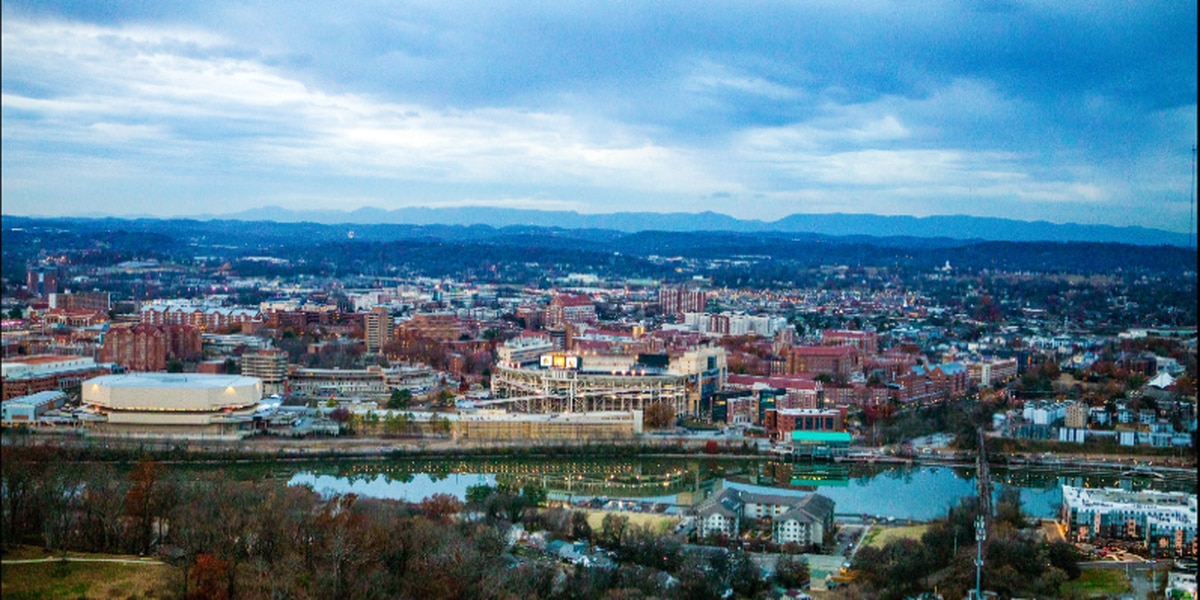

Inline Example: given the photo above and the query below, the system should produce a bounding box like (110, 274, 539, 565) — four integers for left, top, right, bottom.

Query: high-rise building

(658, 285, 707, 316)
(364, 306, 393, 353)
(241, 348, 289, 396)
(26, 267, 58, 297)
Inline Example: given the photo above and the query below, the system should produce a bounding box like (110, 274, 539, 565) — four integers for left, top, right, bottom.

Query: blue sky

(2, 1, 1196, 231)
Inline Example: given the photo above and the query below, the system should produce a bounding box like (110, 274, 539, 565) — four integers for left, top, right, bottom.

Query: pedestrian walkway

(2, 556, 165, 566)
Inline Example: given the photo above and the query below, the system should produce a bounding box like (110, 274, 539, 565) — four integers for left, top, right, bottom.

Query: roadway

(1078, 560, 1169, 600)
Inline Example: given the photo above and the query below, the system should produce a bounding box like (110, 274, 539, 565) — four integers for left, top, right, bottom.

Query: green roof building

(791, 430, 852, 459)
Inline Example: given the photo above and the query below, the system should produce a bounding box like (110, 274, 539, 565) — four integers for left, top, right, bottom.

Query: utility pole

(973, 514, 987, 599)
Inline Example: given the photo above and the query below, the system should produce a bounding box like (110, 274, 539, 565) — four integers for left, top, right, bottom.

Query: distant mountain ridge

(4, 206, 1192, 246)
(202, 206, 1191, 246)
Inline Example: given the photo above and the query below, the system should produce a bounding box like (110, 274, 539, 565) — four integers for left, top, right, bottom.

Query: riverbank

(4, 428, 1193, 475)
(1, 429, 765, 464)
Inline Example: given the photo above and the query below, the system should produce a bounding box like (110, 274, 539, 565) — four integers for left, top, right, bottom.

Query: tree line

(5, 445, 807, 599)
(844, 489, 1083, 599)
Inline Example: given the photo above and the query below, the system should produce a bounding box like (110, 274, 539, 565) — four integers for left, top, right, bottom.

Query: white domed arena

(83, 373, 262, 425)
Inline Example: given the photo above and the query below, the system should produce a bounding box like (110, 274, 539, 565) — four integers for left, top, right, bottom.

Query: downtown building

(364, 306, 393, 352)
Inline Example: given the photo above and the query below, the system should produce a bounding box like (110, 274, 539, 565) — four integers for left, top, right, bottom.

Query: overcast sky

(2, 1, 1196, 231)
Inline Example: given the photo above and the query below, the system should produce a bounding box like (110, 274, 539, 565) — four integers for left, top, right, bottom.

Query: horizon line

(0, 205, 1193, 234)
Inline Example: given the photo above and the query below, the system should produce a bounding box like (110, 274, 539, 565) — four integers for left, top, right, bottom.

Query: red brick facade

(101, 324, 202, 371)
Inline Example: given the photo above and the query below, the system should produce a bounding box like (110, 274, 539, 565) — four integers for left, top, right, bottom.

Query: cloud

(1, 2, 1196, 232)
(1, 16, 722, 194)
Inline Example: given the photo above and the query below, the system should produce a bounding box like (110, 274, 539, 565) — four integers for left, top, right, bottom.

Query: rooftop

(3, 354, 87, 365)
(86, 373, 262, 390)
(5, 390, 67, 407)
(791, 431, 852, 443)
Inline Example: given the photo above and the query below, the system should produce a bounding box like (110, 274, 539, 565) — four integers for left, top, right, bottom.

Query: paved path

(2, 556, 165, 566)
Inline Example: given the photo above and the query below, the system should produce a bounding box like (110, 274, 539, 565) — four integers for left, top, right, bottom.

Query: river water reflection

(284, 457, 1195, 521)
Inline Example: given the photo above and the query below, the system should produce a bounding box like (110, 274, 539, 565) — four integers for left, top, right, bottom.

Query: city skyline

(2, 1, 1197, 232)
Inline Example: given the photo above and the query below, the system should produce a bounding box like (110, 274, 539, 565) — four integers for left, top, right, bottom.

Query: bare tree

(77, 463, 128, 553)
(40, 465, 82, 560)
(125, 459, 171, 555)
(644, 401, 676, 429)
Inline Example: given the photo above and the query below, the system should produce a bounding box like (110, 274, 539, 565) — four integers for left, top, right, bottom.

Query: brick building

(785, 345, 861, 378)
(395, 313, 476, 343)
(821, 329, 879, 355)
(141, 305, 262, 332)
(726, 374, 823, 410)
(263, 306, 346, 330)
(893, 362, 970, 403)
(765, 408, 844, 440)
(49, 291, 112, 313)
(546, 294, 597, 328)
(823, 384, 891, 408)
(100, 323, 201, 371)
(41, 309, 106, 328)
(2, 355, 112, 401)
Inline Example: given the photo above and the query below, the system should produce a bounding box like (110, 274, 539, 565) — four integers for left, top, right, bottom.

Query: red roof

(791, 345, 858, 357)
(3, 354, 82, 365)
(823, 329, 874, 338)
(553, 294, 594, 307)
(727, 374, 819, 390)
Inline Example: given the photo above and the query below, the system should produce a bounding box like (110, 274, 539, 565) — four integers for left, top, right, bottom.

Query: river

(279, 456, 1196, 521)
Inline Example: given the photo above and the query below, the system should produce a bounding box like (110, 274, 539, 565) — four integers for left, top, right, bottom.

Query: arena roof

(86, 373, 260, 389)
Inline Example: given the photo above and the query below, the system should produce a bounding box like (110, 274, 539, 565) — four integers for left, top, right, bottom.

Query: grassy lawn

(2, 547, 180, 600)
(1060, 568, 1132, 597)
(863, 524, 930, 548)
(580, 508, 680, 534)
